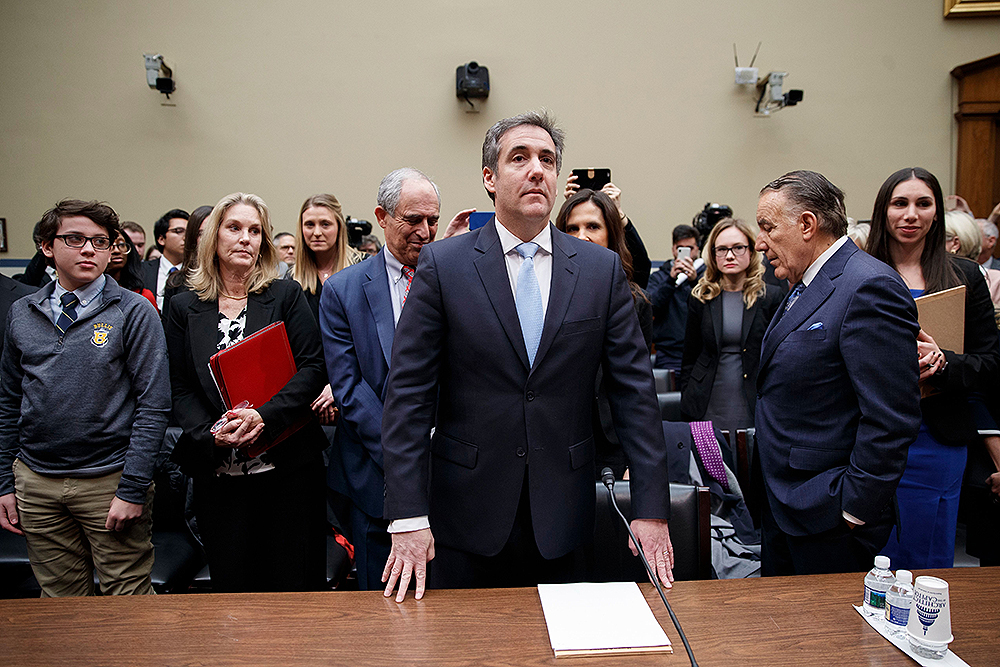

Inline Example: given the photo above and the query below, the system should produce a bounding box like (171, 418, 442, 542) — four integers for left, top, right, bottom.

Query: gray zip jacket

(0, 277, 170, 504)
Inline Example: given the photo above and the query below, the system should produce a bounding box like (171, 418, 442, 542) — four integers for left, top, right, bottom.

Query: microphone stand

(602, 468, 698, 667)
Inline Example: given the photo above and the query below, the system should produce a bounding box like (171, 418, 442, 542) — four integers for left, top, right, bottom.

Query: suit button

(526, 391, 535, 401)
(516, 447, 526, 457)
(743, 373, 748, 379)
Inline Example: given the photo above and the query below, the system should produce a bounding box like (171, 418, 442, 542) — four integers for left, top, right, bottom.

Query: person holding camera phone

(564, 172, 650, 288)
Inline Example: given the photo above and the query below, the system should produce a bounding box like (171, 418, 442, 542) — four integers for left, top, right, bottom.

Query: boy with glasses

(0, 199, 170, 596)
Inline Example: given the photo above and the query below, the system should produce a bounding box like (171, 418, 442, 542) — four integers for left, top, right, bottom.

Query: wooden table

(1, 568, 997, 666)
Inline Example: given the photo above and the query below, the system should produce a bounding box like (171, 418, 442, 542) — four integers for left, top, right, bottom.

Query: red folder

(208, 321, 310, 458)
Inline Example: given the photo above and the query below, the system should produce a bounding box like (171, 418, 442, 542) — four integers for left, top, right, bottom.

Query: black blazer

(165, 279, 328, 477)
(680, 286, 783, 422)
(0, 275, 35, 347)
(921, 256, 1000, 447)
(140, 258, 160, 296)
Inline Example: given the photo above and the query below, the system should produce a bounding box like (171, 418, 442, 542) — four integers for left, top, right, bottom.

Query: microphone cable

(602, 468, 698, 667)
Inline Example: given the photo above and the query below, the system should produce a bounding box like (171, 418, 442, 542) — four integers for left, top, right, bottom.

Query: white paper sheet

(537, 582, 671, 656)
(853, 605, 969, 667)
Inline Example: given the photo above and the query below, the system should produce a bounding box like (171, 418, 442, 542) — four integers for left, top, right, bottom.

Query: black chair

(656, 392, 683, 421)
(591, 481, 711, 582)
(652, 368, 670, 394)
(0, 530, 40, 598)
(149, 464, 205, 594)
(720, 428, 753, 493)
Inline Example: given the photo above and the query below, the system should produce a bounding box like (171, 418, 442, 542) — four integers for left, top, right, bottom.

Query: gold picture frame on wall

(945, 0, 1000, 17)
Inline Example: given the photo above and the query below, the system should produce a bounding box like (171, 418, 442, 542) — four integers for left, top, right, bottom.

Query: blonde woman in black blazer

(166, 193, 328, 593)
(680, 218, 783, 438)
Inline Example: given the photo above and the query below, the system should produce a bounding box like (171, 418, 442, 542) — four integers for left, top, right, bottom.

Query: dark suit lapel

(189, 299, 226, 410)
(533, 225, 579, 372)
(741, 296, 755, 347)
(246, 288, 275, 337)
(709, 294, 723, 348)
(474, 220, 530, 371)
(760, 240, 856, 369)
(364, 250, 395, 366)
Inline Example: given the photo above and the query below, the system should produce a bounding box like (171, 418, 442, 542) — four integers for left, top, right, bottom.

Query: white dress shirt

(384, 248, 414, 326)
(155, 254, 180, 310)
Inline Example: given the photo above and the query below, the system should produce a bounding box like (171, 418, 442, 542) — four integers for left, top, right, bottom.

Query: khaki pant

(13, 459, 155, 597)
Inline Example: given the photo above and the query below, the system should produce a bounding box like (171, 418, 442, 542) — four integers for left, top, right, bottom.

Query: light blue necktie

(515, 242, 544, 366)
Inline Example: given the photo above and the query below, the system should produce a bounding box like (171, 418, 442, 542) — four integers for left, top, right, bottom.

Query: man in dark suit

(141, 209, 188, 310)
(318, 168, 443, 590)
(381, 111, 672, 601)
(753, 170, 921, 576)
(1, 274, 35, 346)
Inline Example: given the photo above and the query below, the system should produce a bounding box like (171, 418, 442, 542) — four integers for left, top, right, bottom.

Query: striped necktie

(55, 292, 79, 334)
(784, 282, 805, 313)
(401, 266, 415, 306)
(515, 242, 543, 366)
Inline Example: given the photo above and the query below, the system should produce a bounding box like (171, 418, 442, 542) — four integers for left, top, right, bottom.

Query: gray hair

(760, 170, 848, 238)
(376, 168, 440, 217)
(977, 218, 998, 241)
(482, 110, 565, 175)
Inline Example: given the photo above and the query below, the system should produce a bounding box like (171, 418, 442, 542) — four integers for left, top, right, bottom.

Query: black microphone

(600, 467, 698, 667)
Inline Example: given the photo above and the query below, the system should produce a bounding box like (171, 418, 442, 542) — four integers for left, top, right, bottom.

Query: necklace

(219, 291, 248, 300)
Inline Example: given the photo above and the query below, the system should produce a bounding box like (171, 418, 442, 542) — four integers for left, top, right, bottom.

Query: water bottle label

(865, 585, 886, 608)
(886, 603, 910, 626)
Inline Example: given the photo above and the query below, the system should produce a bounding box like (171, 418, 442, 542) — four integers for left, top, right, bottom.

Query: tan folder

(915, 284, 965, 354)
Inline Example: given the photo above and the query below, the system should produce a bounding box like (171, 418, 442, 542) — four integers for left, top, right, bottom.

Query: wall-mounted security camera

(143, 54, 175, 99)
(755, 71, 803, 117)
(456, 61, 489, 111)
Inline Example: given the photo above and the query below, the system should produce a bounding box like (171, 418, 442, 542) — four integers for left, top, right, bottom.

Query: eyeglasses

(54, 234, 112, 250)
(167, 227, 186, 235)
(110, 240, 131, 254)
(714, 244, 750, 258)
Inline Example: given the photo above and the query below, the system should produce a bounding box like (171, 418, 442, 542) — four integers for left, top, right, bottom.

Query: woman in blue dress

(867, 167, 1000, 569)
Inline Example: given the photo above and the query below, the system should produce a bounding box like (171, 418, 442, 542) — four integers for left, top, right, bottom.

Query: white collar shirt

(494, 219, 552, 322)
(155, 254, 180, 309)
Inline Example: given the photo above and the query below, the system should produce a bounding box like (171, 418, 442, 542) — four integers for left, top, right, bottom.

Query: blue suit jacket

(381, 220, 669, 560)
(319, 250, 395, 518)
(755, 239, 921, 537)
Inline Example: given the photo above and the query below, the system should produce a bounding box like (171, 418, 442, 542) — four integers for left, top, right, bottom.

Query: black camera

(692, 203, 733, 248)
(456, 61, 489, 100)
(346, 217, 372, 248)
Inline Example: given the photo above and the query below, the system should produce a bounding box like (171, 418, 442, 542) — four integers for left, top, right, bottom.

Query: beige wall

(1, 1, 998, 263)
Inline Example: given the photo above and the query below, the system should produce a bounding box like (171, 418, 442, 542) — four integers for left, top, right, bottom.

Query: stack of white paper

(537, 582, 672, 657)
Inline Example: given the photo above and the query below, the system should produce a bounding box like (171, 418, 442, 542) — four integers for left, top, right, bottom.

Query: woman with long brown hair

(867, 167, 1000, 569)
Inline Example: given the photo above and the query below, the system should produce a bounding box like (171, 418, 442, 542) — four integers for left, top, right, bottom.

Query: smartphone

(469, 211, 494, 230)
(570, 168, 611, 192)
(676, 246, 692, 261)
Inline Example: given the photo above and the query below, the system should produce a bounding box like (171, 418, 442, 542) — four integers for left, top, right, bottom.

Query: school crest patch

(91, 323, 113, 348)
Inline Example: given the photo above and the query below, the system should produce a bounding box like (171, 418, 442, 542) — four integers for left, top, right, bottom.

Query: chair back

(591, 481, 711, 582)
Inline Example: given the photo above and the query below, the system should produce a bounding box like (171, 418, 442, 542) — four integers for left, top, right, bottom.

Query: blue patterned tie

(515, 242, 544, 366)
(784, 282, 805, 313)
(55, 291, 79, 334)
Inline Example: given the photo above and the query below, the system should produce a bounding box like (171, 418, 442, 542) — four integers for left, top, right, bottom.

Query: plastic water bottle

(863, 555, 894, 613)
(885, 569, 914, 628)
